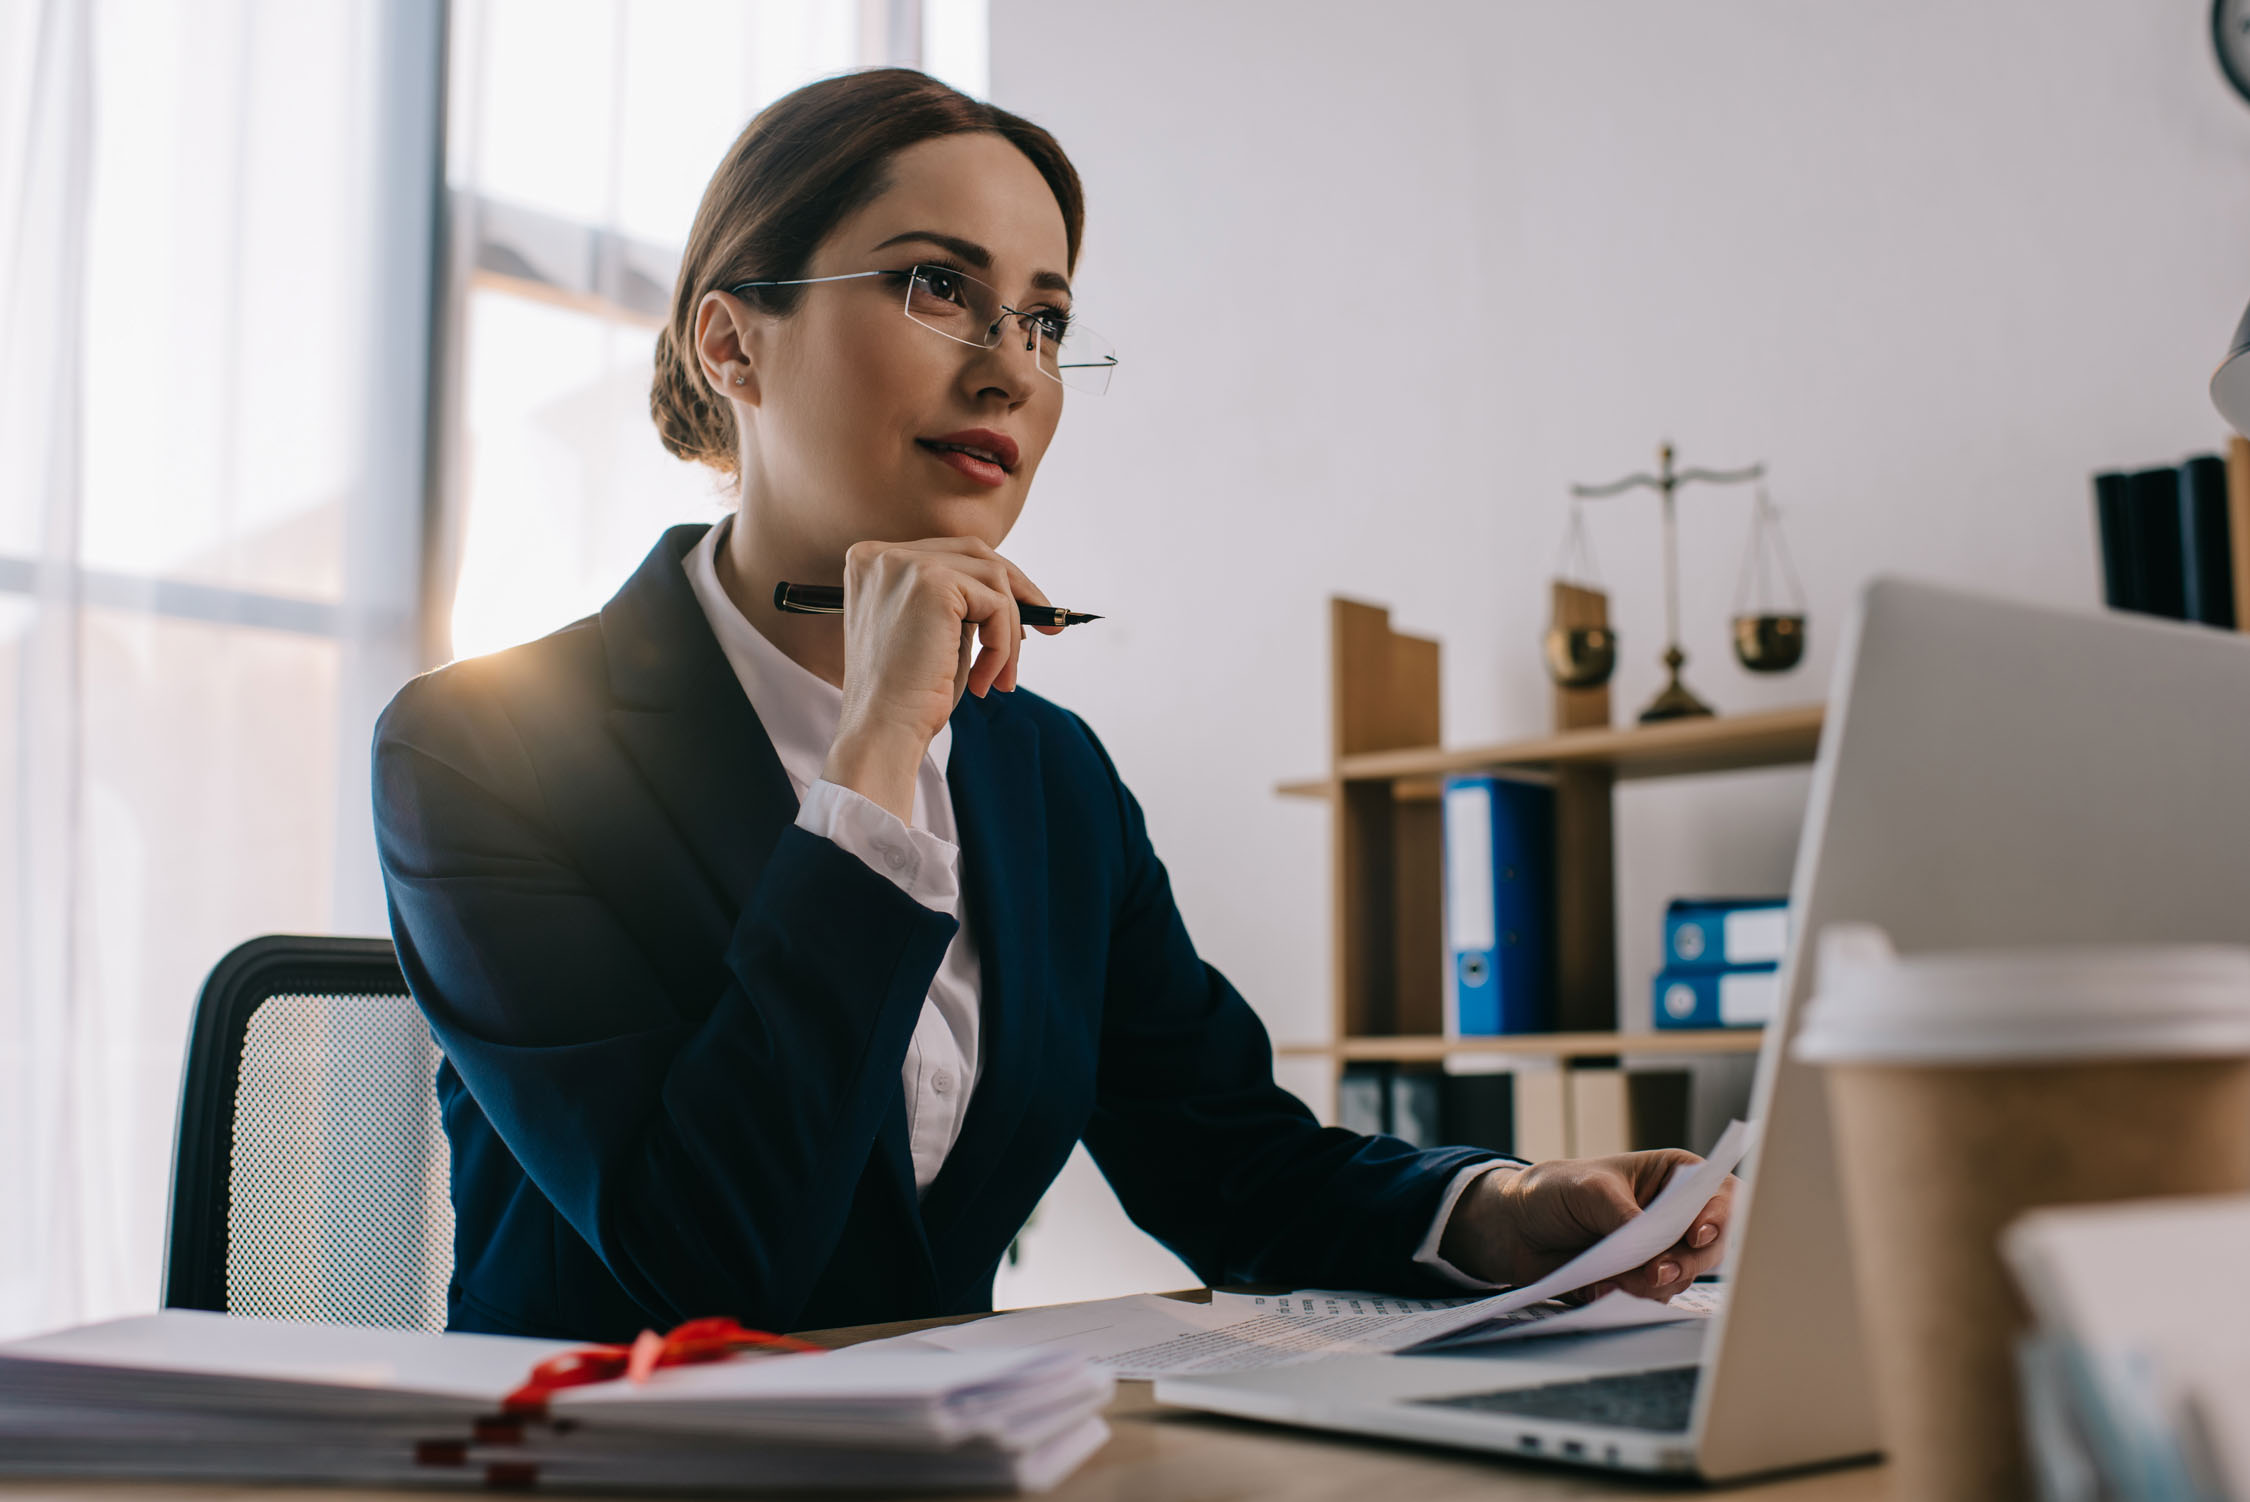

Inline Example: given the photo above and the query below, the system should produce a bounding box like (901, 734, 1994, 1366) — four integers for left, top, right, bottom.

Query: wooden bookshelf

(1276, 703, 1824, 794)
(1276, 598, 1821, 1151)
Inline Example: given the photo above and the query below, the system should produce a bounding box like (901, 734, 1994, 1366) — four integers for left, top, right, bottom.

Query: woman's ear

(694, 290, 763, 405)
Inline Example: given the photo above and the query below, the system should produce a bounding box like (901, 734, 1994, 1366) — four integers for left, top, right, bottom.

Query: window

(437, 0, 989, 660)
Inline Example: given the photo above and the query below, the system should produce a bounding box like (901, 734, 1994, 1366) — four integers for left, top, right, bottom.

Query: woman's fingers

(1679, 1178, 1735, 1254)
(854, 538, 1050, 711)
(962, 575, 1021, 698)
(1607, 1181, 1736, 1302)
(897, 550, 1012, 700)
(903, 536, 1064, 639)
(1618, 1263, 1687, 1302)
(995, 554, 1063, 637)
(1608, 1248, 1700, 1302)
(1668, 1176, 1735, 1264)
(948, 552, 1044, 693)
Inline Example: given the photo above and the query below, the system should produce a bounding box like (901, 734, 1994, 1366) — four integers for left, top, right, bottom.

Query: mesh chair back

(164, 936, 454, 1331)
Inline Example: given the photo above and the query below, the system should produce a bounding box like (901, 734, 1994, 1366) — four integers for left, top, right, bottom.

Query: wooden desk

(794, 1295, 1888, 1501)
(0, 1298, 1889, 1501)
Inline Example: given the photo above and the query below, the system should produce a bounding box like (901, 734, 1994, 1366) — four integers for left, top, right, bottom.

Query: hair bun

(649, 327, 738, 476)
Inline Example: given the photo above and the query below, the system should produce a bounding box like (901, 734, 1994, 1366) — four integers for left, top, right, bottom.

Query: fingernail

(1692, 1224, 1717, 1248)
(1655, 1261, 1680, 1285)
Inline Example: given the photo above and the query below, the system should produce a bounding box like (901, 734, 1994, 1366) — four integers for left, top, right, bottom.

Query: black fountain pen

(773, 582, 1102, 630)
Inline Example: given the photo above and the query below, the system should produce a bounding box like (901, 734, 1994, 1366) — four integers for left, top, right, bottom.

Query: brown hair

(650, 68, 1085, 480)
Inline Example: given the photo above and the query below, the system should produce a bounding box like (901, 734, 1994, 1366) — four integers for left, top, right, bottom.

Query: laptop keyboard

(1413, 1365, 1701, 1433)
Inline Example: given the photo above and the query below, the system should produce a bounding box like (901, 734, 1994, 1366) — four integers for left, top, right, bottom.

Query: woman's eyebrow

(867, 229, 1072, 297)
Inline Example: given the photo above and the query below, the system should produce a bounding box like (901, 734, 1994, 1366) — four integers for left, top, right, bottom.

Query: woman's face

(717, 132, 1073, 560)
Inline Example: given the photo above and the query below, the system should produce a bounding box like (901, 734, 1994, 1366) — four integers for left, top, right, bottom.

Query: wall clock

(2219, 0, 2250, 106)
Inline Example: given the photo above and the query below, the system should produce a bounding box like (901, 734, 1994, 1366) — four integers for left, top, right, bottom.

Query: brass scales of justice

(1545, 442, 1807, 724)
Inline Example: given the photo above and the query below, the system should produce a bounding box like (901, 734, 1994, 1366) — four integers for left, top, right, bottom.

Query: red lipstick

(917, 428, 1019, 487)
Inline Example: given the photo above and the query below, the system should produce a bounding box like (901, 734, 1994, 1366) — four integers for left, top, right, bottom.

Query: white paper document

(1412, 1283, 1726, 1350)
(884, 1119, 1754, 1380)
(899, 1294, 1245, 1364)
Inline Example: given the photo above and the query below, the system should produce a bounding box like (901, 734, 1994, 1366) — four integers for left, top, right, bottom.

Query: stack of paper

(0, 1309, 1111, 1493)
(2002, 1195, 2250, 1502)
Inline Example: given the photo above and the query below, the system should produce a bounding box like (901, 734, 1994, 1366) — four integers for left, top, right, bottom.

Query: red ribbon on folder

(501, 1316, 822, 1417)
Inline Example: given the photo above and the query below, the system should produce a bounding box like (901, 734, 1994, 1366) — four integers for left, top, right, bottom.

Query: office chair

(162, 934, 454, 1331)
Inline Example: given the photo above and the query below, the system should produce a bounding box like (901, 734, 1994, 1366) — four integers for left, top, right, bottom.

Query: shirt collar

(683, 514, 953, 794)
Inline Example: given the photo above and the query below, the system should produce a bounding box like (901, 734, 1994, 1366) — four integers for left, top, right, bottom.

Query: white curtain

(0, 0, 428, 1338)
(0, 0, 984, 1341)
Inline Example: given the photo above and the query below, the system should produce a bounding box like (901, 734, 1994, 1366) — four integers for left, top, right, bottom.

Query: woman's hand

(1437, 1151, 1737, 1303)
(821, 537, 1062, 821)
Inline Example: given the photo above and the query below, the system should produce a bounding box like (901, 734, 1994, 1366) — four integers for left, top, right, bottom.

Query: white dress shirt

(687, 518, 980, 1194)
(684, 516, 1512, 1276)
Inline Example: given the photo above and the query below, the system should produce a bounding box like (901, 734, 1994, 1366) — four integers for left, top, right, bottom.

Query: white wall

(985, 0, 2250, 1306)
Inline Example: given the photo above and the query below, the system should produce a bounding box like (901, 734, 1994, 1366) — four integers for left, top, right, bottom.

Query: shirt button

(932, 1071, 953, 1094)
(882, 845, 908, 871)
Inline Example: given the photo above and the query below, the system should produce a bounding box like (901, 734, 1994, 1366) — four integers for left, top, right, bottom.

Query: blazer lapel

(600, 525, 798, 913)
(919, 690, 1050, 1251)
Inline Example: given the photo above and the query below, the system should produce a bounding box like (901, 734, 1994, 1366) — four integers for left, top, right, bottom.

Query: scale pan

(1544, 625, 1617, 687)
(1733, 613, 1806, 673)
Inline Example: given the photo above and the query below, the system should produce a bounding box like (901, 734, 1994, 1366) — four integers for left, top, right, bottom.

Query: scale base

(1637, 648, 1715, 723)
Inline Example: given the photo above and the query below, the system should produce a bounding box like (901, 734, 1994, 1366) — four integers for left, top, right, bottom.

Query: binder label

(1724, 907, 1790, 965)
(1719, 969, 1781, 1026)
(1444, 783, 1496, 952)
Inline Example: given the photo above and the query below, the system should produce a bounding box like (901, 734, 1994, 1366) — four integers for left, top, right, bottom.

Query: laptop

(1157, 575, 2250, 1481)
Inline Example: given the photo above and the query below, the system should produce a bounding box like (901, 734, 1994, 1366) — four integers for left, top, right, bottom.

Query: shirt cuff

(1411, 1159, 1526, 1291)
(796, 779, 961, 914)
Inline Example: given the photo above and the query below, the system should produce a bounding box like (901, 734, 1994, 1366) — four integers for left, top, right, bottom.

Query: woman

(374, 68, 1732, 1342)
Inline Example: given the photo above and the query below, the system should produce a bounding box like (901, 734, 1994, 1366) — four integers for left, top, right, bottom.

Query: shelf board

(1277, 703, 1824, 797)
(1275, 1030, 1766, 1062)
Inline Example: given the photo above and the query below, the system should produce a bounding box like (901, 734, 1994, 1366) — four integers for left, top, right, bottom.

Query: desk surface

(0, 1297, 1889, 1501)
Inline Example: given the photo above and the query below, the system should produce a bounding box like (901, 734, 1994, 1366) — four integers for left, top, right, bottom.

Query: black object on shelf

(2123, 466, 2189, 620)
(2092, 470, 2137, 611)
(1439, 1072, 1516, 1157)
(1626, 1070, 1693, 1154)
(2180, 453, 2237, 628)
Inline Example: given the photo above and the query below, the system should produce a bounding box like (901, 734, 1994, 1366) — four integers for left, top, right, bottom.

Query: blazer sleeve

(1072, 718, 1505, 1294)
(372, 670, 958, 1330)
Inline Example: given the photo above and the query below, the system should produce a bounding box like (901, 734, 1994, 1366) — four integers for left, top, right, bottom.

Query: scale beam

(1572, 462, 1764, 498)
(1570, 472, 1665, 498)
(1673, 464, 1765, 486)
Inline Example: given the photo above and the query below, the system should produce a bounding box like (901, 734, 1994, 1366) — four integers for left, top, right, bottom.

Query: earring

(732, 374, 746, 386)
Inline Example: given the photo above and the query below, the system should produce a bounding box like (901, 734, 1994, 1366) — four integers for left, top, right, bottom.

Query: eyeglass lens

(896, 265, 1116, 394)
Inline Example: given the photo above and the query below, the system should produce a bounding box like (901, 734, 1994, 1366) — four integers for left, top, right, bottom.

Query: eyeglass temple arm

(725, 270, 889, 295)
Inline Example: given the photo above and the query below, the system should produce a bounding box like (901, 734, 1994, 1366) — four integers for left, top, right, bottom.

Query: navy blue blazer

(372, 524, 1502, 1341)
